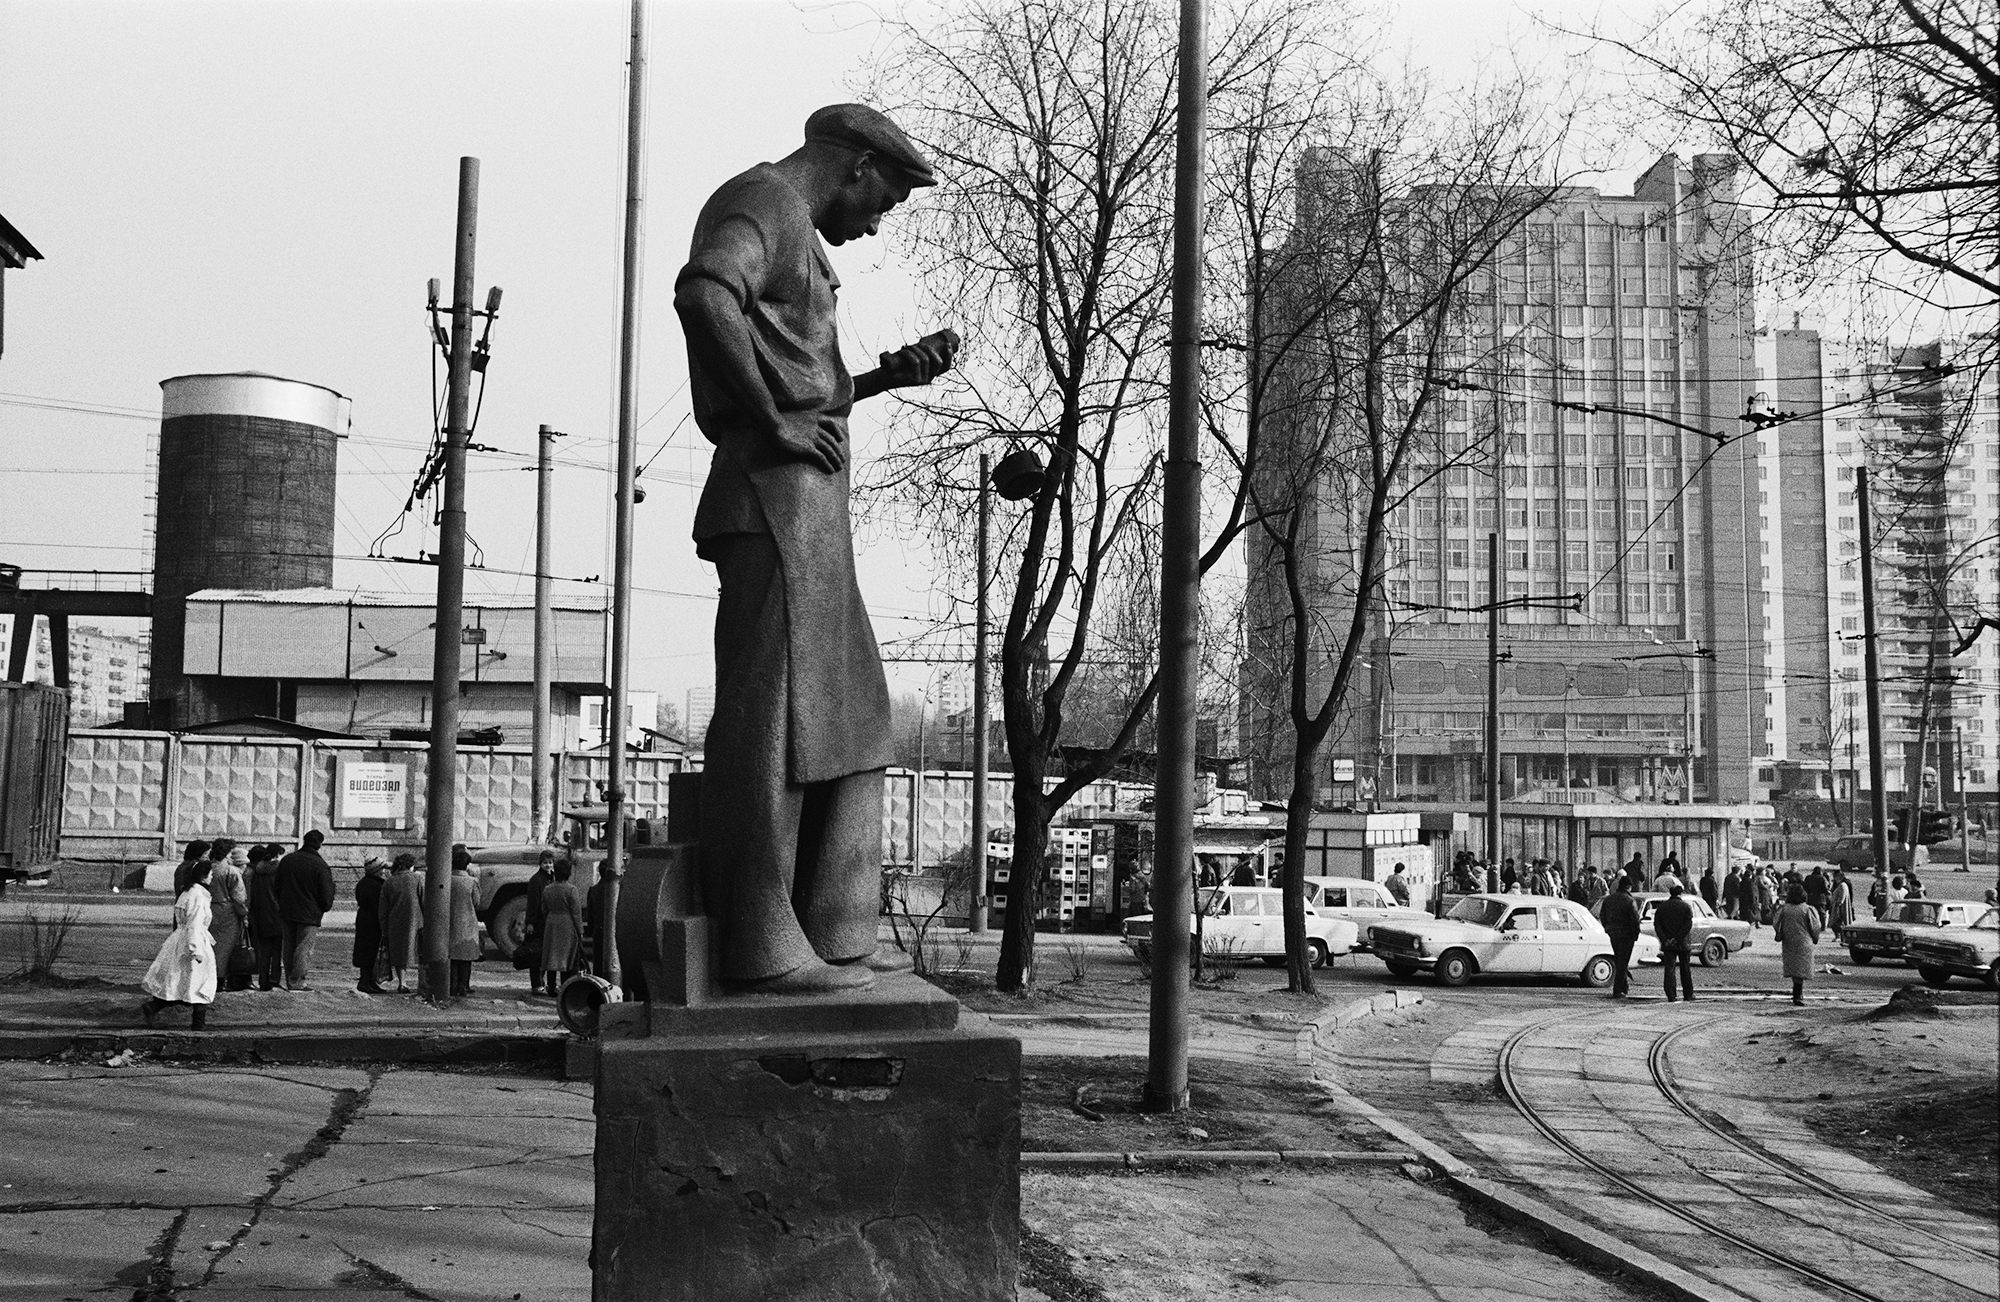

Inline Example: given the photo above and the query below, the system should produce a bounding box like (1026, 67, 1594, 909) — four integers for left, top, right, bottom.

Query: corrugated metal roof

(185, 586, 609, 613)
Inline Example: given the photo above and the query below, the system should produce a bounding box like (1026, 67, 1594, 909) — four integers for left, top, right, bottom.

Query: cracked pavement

(0, 1061, 594, 1301)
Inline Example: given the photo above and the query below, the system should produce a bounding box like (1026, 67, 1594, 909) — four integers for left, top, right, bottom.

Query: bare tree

(1240, 74, 1574, 991)
(1589, 0, 1998, 321)
(861, 0, 1355, 989)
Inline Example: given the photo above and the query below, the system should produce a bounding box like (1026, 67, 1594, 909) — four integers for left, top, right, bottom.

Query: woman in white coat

(143, 860, 218, 1029)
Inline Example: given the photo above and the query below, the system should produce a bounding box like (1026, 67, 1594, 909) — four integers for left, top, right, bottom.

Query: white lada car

(1369, 893, 1657, 987)
(1122, 886, 1359, 968)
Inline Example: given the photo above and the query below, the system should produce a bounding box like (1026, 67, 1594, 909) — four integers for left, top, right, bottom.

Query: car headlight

(1414, 937, 1427, 955)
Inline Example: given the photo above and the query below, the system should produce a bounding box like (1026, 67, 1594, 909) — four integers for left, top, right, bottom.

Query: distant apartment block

(1757, 330, 1999, 804)
(0, 619, 149, 727)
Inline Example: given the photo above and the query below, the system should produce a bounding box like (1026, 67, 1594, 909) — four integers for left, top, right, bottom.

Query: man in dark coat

(275, 829, 336, 991)
(1623, 852, 1647, 893)
(1600, 876, 1641, 999)
(675, 103, 956, 993)
(351, 858, 388, 995)
(1654, 881, 1696, 1002)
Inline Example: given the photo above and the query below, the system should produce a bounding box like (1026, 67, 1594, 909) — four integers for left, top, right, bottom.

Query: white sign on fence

(335, 760, 411, 829)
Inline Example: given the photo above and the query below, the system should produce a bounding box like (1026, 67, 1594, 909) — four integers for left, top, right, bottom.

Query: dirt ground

(1708, 988, 2000, 1219)
(1020, 1055, 1388, 1154)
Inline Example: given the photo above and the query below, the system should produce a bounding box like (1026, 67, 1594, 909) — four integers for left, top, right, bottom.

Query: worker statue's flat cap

(805, 103, 937, 187)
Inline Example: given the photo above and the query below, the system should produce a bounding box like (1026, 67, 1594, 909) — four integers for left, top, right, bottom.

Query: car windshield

(1198, 888, 1229, 917)
(1445, 897, 1508, 928)
(1887, 901, 1938, 925)
(1974, 908, 1999, 931)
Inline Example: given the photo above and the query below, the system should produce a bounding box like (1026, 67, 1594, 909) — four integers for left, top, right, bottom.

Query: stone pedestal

(594, 839, 1021, 1301)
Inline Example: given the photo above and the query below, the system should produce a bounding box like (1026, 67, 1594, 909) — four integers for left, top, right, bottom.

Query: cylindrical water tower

(149, 372, 348, 727)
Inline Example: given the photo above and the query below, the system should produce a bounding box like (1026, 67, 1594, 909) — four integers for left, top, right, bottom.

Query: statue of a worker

(674, 104, 957, 994)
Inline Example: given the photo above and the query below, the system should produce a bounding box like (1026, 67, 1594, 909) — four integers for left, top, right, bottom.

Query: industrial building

(178, 587, 607, 743)
(1758, 330, 1999, 810)
(1243, 153, 1765, 807)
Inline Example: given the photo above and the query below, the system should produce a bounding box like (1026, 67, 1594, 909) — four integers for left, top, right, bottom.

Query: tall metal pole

(1955, 726, 1971, 875)
(425, 155, 479, 1002)
(1485, 531, 1500, 891)
(1857, 466, 1891, 881)
(1143, 0, 1204, 1116)
(970, 457, 991, 933)
(600, 0, 646, 987)
(1846, 702, 1858, 832)
(531, 425, 557, 844)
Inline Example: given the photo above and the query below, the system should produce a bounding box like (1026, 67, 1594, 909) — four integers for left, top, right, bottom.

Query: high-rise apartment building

(0, 619, 150, 727)
(683, 686, 715, 748)
(1759, 330, 1999, 806)
(1244, 154, 1767, 806)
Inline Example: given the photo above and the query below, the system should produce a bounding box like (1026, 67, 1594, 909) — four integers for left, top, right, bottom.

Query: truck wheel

(1847, 947, 1873, 965)
(486, 893, 528, 960)
(1917, 964, 1953, 989)
(1700, 936, 1728, 967)
(1435, 950, 1473, 986)
(1385, 959, 1420, 977)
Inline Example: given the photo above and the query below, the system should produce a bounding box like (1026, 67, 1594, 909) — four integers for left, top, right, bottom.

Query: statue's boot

(829, 945, 914, 974)
(735, 958, 874, 994)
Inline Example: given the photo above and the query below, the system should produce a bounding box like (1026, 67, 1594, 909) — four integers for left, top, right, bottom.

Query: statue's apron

(744, 450, 893, 785)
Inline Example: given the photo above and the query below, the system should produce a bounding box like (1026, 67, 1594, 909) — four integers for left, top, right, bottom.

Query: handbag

(512, 934, 543, 971)
(228, 939, 258, 977)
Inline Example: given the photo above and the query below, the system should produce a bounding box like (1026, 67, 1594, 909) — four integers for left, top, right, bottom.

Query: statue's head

(802, 103, 935, 246)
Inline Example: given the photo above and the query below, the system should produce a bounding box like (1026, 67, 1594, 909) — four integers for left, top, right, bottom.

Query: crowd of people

(140, 833, 506, 1029)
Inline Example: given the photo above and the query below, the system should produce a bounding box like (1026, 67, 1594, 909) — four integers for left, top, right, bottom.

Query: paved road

(1342, 1002, 2000, 1302)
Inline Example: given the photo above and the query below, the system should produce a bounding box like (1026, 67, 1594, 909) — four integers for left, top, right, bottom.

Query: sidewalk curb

(1022, 1148, 1414, 1170)
(1295, 988, 1424, 1064)
(1309, 1078, 1751, 1302)
(0, 1027, 569, 1067)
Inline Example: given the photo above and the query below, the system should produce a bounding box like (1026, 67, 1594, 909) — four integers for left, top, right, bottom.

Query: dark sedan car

(1839, 898, 1983, 966)
(1594, 892, 1753, 966)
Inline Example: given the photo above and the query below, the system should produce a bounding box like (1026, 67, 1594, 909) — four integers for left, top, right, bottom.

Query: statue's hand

(876, 328, 961, 389)
(769, 411, 847, 473)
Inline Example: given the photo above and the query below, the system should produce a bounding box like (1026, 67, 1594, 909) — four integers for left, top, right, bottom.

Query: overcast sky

(0, 0, 1632, 711)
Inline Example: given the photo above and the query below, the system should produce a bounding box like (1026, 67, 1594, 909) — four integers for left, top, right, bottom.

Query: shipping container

(1, 681, 69, 879)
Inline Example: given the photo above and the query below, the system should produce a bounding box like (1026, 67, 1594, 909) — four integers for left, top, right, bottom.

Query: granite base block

(592, 1017, 1020, 1302)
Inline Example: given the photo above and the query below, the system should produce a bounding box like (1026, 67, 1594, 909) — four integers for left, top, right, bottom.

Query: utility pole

(1846, 702, 1858, 832)
(1485, 532, 1500, 891)
(424, 156, 479, 1003)
(531, 425, 559, 844)
(1143, 0, 1204, 1117)
(1956, 726, 1971, 875)
(1857, 466, 1891, 880)
(600, 0, 647, 988)
(969, 454, 991, 933)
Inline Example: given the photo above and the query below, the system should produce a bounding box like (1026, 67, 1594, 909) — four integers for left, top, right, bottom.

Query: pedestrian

(1888, 874, 1907, 909)
(1773, 882, 1823, 1006)
(206, 839, 254, 992)
(1984, 887, 1998, 907)
(1699, 866, 1719, 911)
(1660, 850, 1682, 886)
(1757, 868, 1778, 926)
(352, 857, 389, 994)
(1583, 865, 1608, 907)
(1601, 875, 1641, 999)
(1654, 880, 1696, 1003)
(539, 858, 587, 995)
(1720, 864, 1740, 919)
(1385, 861, 1411, 907)
(1904, 869, 1925, 899)
(522, 850, 555, 992)
(247, 843, 286, 991)
(1624, 851, 1647, 893)
(1500, 857, 1518, 891)
(1805, 865, 1829, 917)
(275, 830, 336, 990)
(448, 846, 480, 997)
(142, 859, 217, 1030)
(1567, 869, 1590, 906)
(1830, 871, 1854, 934)
(172, 839, 212, 897)
(379, 852, 421, 991)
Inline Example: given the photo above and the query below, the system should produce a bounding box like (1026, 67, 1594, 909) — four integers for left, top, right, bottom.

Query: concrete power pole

(1857, 466, 1892, 881)
(1485, 532, 1500, 891)
(424, 156, 480, 1002)
(969, 454, 991, 934)
(1143, 0, 1205, 1117)
(601, 0, 647, 989)
(531, 425, 560, 844)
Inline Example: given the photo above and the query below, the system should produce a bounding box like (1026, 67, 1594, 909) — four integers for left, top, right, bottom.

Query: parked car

(1371, 894, 1650, 988)
(467, 807, 610, 957)
(1825, 834, 1927, 872)
(1906, 907, 2000, 990)
(1122, 886, 1358, 968)
(1840, 897, 1984, 966)
(1593, 892, 1753, 966)
(1303, 876, 1434, 950)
